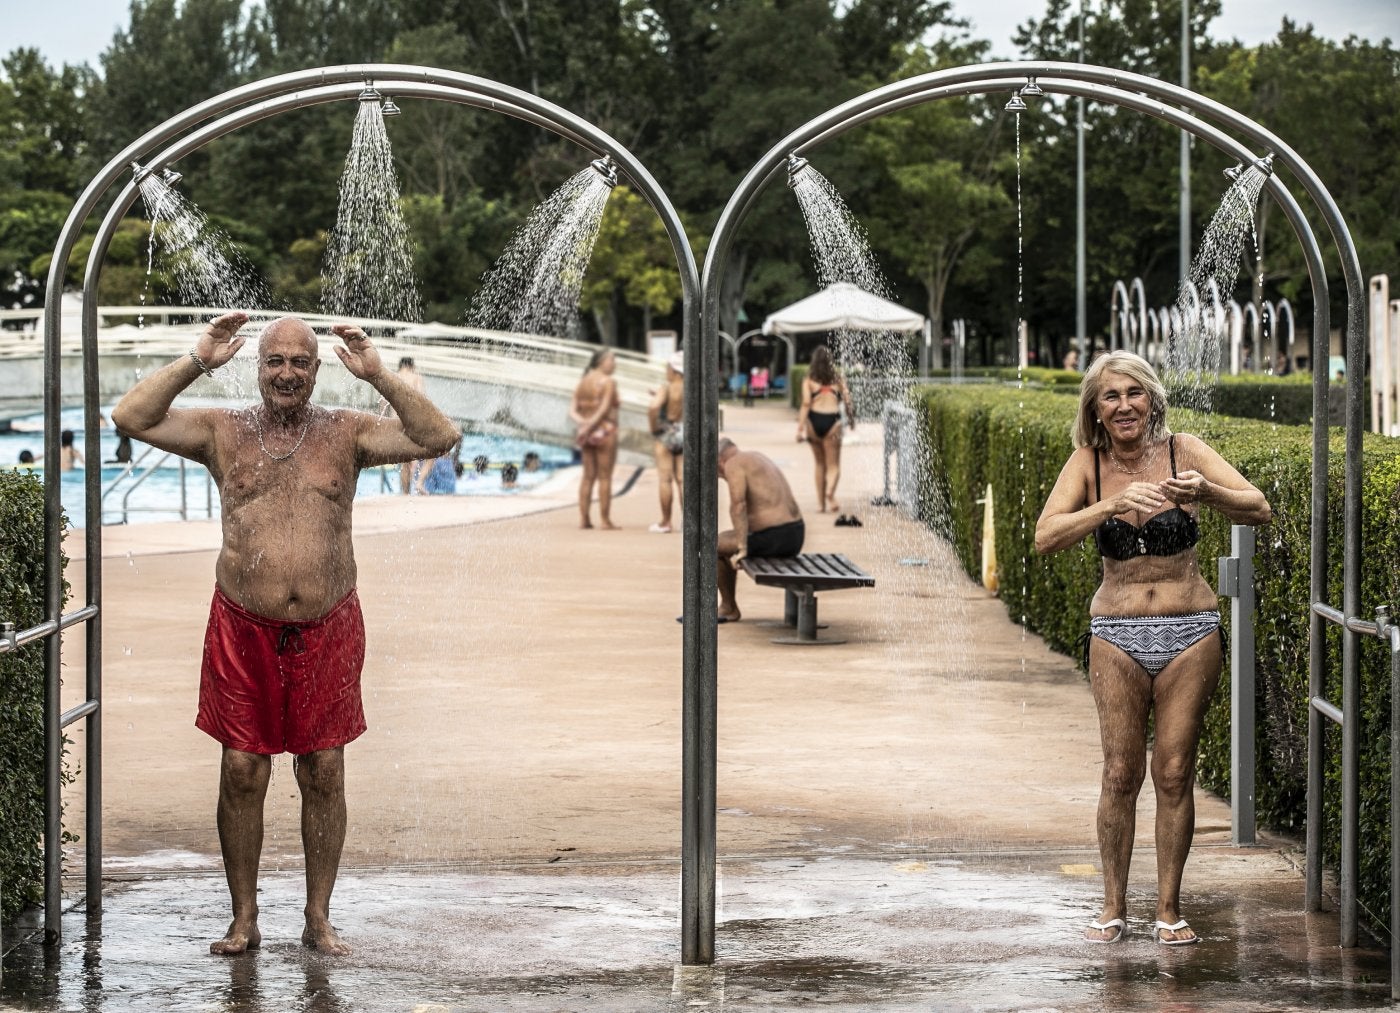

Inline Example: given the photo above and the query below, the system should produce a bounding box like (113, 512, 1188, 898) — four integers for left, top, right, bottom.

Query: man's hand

(194, 311, 249, 369)
(729, 550, 746, 569)
(332, 324, 382, 381)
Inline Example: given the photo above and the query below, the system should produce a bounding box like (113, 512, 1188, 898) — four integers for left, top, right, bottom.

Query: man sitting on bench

(717, 437, 804, 622)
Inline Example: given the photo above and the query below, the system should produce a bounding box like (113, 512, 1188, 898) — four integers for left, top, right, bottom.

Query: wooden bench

(739, 553, 875, 645)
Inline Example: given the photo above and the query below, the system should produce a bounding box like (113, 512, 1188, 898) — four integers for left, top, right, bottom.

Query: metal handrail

(98, 446, 216, 525)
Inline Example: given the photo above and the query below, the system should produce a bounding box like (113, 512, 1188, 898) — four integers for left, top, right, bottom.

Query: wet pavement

(2, 849, 1391, 1011)
(3, 401, 1394, 1010)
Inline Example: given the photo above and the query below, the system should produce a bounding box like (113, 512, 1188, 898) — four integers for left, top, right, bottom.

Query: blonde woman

(1035, 350, 1271, 945)
(796, 345, 855, 514)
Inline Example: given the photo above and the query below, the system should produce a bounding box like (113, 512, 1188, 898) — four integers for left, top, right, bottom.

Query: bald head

(256, 316, 321, 412)
(259, 316, 318, 358)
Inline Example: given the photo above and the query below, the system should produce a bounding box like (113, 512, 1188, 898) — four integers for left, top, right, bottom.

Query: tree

(857, 41, 1013, 367)
(580, 185, 691, 347)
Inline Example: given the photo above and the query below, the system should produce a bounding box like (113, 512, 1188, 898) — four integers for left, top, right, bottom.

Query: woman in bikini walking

(1035, 350, 1271, 945)
(570, 348, 621, 529)
(796, 345, 855, 514)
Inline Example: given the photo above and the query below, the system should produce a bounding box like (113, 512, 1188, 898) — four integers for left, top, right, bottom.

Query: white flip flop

(1152, 918, 1200, 945)
(1086, 917, 1126, 943)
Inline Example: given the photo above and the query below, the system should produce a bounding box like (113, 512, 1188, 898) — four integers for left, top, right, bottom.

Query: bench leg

(784, 588, 798, 627)
(770, 588, 845, 646)
(796, 591, 818, 640)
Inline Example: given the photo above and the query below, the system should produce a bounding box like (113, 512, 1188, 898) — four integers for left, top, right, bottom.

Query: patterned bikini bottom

(1086, 610, 1223, 677)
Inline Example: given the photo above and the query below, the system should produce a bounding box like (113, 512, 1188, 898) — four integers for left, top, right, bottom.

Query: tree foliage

(0, 0, 1396, 356)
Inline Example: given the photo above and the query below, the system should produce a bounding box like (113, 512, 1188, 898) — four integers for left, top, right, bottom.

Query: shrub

(0, 470, 69, 924)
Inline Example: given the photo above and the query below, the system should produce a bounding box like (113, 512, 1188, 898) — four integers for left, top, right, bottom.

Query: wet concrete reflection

(1, 850, 1391, 1011)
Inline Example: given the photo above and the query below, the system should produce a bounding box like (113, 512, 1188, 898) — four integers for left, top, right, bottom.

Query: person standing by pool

(393, 356, 428, 494)
(646, 351, 685, 533)
(569, 348, 620, 529)
(1034, 350, 1271, 945)
(59, 429, 84, 470)
(112, 311, 457, 957)
(796, 345, 854, 515)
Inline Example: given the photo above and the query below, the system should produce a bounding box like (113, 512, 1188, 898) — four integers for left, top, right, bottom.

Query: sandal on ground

(1085, 918, 1126, 943)
(1152, 919, 1200, 945)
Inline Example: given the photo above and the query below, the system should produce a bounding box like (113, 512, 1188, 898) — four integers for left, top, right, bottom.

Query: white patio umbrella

(761, 281, 925, 335)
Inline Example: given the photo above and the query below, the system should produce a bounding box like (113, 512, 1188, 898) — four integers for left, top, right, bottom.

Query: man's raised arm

(333, 325, 458, 464)
(111, 311, 249, 461)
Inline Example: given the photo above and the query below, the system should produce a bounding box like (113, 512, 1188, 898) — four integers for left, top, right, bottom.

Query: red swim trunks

(196, 586, 367, 755)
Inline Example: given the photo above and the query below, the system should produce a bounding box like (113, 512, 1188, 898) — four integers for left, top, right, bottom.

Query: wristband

(189, 350, 216, 378)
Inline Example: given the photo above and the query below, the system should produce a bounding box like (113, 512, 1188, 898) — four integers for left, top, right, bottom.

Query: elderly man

(716, 437, 804, 622)
(112, 312, 458, 956)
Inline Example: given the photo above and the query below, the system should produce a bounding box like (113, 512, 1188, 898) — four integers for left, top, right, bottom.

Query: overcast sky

(5, 0, 1398, 70)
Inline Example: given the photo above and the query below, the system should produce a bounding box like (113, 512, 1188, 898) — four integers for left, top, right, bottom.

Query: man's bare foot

(580, 519, 593, 529)
(302, 918, 352, 956)
(600, 521, 620, 530)
(718, 608, 741, 623)
(210, 919, 261, 955)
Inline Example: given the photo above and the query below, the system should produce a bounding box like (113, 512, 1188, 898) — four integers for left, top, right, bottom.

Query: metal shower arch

(688, 60, 1369, 968)
(37, 64, 700, 945)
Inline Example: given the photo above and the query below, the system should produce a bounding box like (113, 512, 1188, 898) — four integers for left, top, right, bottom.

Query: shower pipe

(36, 64, 700, 948)
(699, 62, 1374, 974)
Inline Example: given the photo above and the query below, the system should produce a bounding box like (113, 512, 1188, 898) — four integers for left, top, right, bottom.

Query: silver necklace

(253, 406, 312, 462)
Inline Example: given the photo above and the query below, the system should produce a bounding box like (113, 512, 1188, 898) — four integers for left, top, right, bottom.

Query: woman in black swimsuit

(796, 345, 855, 513)
(1034, 351, 1270, 946)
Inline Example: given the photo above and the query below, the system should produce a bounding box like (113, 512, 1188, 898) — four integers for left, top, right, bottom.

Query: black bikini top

(1093, 435, 1199, 561)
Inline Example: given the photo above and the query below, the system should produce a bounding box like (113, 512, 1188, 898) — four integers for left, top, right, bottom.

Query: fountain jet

(358, 82, 382, 103)
(589, 155, 618, 188)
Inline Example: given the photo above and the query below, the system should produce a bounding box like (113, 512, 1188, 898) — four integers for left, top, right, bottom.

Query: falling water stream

(789, 158, 976, 852)
(466, 165, 616, 345)
(321, 97, 422, 325)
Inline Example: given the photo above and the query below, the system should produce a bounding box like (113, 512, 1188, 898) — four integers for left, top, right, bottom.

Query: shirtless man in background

(113, 312, 457, 956)
(716, 437, 804, 622)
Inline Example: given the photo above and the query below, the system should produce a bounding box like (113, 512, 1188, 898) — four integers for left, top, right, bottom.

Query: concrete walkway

(2, 399, 1390, 1011)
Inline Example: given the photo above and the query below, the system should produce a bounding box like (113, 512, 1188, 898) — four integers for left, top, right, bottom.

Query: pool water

(1, 408, 575, 527)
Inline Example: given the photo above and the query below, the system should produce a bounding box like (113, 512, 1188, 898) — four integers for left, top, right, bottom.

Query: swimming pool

(1, 407, 575, 527)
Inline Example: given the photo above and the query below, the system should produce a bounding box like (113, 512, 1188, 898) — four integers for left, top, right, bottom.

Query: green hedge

(921, 384, 1400, 933)
(0, 471, 68, 924)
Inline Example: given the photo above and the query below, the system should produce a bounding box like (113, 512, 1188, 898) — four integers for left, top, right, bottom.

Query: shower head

(1224, 152, 1275, 182)
(359, 82, 382, 103)
(381, 96, 401, 117)
(131, 162, 153, 183)
(161, 168, 183, 187)
(590, 155, 618, 188)
(786, 154, 811, 187)
(1005, 90, 1027, 112)
(1021, 77, 1044, 97)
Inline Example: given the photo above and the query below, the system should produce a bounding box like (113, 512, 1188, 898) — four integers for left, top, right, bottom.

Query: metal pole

(1075, 0, 1087, 363)
(1228, 525, 1256, 845)
(1390, 622, 1399, 1000)
(1179, 0, 1191, 285)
